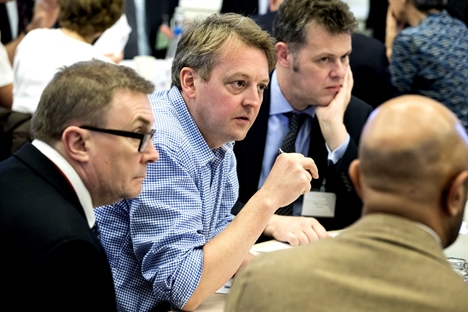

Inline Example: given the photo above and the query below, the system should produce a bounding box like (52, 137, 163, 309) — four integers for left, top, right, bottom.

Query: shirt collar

(32, 139, 95, 228)
(414, 221, 442, 246)
(270, 70, 315, 118)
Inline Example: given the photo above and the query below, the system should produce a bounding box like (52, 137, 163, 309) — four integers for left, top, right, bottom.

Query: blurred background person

(11, 0, 123, 115)
(365, 0, 388, 44)
(0, 41, 13, 109)
(447, 0, 468, 26)
(1, 0, 59, 64)
(386, 0, 468, 133)
(123, 0, 179, 59)
(93, 14, 132, 64)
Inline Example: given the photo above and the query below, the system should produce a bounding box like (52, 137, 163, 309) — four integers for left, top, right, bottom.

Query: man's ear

(349, 159, 363, 200)
(275, 42, 293, 68)
(444, 170, 468, 217)
(180, 67, 197, 99)
(61, 126, 90, 163)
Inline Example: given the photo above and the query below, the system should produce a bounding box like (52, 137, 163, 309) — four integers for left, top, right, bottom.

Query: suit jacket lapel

(245, 87, 271, 182)
(233, 88, 270, 205)
(308, 115, 329, 190)
(14, 143, 86, 220)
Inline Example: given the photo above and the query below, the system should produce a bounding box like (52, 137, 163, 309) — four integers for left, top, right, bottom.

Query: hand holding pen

(278, 148, 319, 183)
(255, 148, 318, 208)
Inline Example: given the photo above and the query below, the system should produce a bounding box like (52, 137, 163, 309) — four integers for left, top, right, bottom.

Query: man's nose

(243, 86, 262, 107)
(331, 61, 347, 79)
(143, 141, 159, 163)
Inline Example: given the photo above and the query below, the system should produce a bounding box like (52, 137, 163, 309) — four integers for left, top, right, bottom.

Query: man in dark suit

(254, 0, 393, 108)
(234, 0, 373, 240)
(124, 0, 178, 59)
(0, 60, 159, 311)
(366, 0, 388, 43)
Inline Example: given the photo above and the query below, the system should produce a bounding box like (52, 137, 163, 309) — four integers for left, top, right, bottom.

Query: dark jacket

(234, 89, 372, 231)
(0, 143, 116, 311)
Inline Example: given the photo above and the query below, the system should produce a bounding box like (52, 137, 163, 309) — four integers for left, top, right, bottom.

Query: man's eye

(233, 81, 245, 88)
(258, 84, 268, 91)
(319, 57, 329, 63)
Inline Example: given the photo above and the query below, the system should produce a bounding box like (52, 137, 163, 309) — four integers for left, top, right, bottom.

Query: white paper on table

(215, 278, 233, 294)
(459, 221, 468, 235)
(250, 240, 293, 256)
(328, 230, 341, 237)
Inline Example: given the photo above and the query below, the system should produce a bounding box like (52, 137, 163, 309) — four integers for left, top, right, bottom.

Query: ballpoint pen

(279, 148, 318, 179)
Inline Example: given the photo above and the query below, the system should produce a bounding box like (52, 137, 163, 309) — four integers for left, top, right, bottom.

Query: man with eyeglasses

(0, 59, 159, 311)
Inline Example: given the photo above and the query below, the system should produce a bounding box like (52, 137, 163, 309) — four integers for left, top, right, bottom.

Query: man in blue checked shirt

(95, 13, 326, 311)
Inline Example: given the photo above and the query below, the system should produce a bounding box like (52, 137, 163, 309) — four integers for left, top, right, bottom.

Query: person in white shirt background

(0, 41, 13, 109)
(0, 0, 58, 109)
(11, 0, 123, 115)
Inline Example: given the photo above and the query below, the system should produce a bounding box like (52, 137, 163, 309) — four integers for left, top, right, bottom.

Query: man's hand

(159, 23, 174, 39)
(315, 67, 353, 151)
(259, 152, 318, 211)
(264, 215, 330, 246)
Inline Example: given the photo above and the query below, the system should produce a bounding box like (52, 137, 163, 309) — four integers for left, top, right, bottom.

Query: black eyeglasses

(79, 126, 156, 152)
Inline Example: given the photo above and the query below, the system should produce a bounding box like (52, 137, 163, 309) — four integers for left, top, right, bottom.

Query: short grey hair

(171, 13, 277, 90)
(32, 60, 155, 142)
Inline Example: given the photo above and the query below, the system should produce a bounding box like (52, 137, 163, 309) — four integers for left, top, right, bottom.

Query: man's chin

(315, 100, 333, 107)
(316, 93, 339, 107)
(231, 130, 251, 142)
(125, 185, 144, 199)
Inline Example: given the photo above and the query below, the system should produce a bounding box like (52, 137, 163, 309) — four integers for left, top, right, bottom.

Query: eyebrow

(316, 50, 352, 58)
(227, 72, 270, 84)
(342, 50, 352, 57)
(133, 116, 153, 128)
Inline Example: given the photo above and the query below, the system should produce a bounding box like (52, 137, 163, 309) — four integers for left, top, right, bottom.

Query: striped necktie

(275, 112, 308, 216)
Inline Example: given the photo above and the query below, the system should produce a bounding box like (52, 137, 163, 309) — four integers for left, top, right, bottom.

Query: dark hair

(32, 60, 154, 142)
(413, 0, 447, 12)
(58, 0, 123, 38)
(274, 0, 357, 53)
(171, 13, 277, 90)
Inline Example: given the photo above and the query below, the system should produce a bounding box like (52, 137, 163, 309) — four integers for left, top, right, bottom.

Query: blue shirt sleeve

(131, 142, 207, 309)
(326, 134, 350, 165)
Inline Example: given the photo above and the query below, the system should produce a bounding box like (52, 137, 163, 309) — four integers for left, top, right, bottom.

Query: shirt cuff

(326, 134, 350, 165)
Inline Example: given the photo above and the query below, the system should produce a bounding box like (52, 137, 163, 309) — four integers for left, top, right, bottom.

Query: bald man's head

(360, 95, 467, 196)
(350, 95, 468, 247)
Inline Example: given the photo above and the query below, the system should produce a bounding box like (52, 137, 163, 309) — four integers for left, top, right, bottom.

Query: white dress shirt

(32, 139, 95, 228)
(0, 42, 13, 87)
